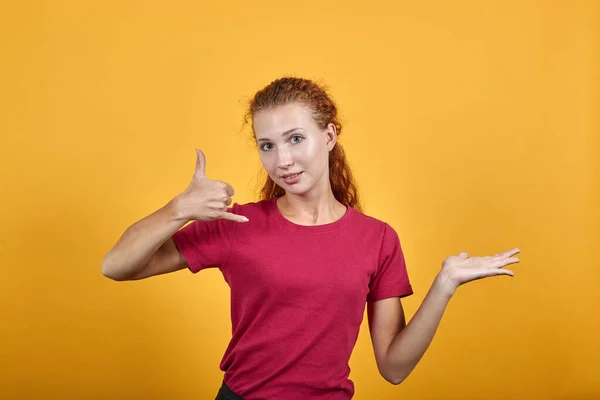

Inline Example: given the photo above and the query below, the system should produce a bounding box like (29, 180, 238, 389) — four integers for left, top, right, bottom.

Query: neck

(277, 190, 346, 226)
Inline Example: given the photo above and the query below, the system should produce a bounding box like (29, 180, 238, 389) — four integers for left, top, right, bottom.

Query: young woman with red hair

(102, 77, 520, 400)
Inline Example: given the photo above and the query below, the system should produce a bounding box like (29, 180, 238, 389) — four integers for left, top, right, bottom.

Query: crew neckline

(269, 197, 354, 232)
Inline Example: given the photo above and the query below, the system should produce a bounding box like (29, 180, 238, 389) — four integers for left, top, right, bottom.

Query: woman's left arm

(367, 248, 521, 385)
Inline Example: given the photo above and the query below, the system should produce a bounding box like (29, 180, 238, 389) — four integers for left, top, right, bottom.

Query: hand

(436, 248, 521, 297)
(172, 149, 249, 223)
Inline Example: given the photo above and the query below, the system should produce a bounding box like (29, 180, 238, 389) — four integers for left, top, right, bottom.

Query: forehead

(253, 103, 316, 136)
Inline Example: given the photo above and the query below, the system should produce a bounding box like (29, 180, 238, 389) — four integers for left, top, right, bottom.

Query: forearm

(381, 248, 521, 384)
(101, 196, 188, 280)
(384, 274, 454, 383)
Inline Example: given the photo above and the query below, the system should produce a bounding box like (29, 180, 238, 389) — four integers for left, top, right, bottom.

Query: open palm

(440, 248, 521, 291)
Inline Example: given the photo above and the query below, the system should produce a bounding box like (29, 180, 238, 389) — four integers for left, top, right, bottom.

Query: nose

(276, 147, 293, 169)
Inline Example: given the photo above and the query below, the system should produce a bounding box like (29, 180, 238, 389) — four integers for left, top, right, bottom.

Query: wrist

(433, 272, 457, 300)
(167, 195, 190, 223)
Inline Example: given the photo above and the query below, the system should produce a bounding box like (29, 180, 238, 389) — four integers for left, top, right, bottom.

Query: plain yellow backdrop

(1, 1, 598, 399)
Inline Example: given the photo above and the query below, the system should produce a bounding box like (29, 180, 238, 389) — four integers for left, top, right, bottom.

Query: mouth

(281, 171, 303, 183)
(281, 172, 303, 179)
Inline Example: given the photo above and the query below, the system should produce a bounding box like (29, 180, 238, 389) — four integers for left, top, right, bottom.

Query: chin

(285, 187, 312, 197)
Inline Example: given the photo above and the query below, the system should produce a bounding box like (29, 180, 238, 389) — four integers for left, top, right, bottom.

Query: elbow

(101, 255, 126, 281)
(384, 374, 405, 386)
(380, 365, 409, 386)
(389, 377, 405, 386)
(102, 267, 126, 282)
(101, 264, 119, 281)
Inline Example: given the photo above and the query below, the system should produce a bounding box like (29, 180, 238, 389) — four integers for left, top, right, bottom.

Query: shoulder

(230, 198, 273, 219)
(349, 207, 392, 234)
(343, 208, 403, 251)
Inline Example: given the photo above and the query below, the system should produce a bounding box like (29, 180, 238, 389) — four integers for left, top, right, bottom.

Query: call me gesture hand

(173, 149, 250, 224)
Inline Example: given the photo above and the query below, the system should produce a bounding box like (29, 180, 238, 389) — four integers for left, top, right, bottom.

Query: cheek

(295, 140, 320, 160)
(302, 141, 328, 166)
(258, 154, 268, 168)
(259, 152, 276, 171)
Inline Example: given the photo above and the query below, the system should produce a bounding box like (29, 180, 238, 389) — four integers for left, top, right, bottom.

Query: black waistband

(215, 380, 244, 400)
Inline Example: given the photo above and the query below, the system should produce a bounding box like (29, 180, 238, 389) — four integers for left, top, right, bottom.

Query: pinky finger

(220, 212, 250, 223)
(497, 269, 514, 277)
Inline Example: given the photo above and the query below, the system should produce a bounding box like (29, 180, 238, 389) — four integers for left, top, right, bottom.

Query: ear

(325, 122, 337, 151)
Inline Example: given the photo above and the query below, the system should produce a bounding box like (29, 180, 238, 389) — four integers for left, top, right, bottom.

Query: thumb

(195, 148, 206, 177)
(458, 252, 469, 258)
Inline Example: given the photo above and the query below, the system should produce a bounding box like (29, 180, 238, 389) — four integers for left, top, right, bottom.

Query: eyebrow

(257, 128, 303, 142)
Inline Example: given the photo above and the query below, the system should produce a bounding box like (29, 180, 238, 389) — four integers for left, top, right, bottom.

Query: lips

(281, 172, 303, 184)
(281, 172, 302, 179)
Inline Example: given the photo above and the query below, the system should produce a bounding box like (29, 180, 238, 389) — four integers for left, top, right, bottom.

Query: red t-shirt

(172, 197, 412, 399)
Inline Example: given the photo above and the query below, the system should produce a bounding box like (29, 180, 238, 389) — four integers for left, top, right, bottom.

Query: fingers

(195, 148, 206, 177)
(492, 248, 521, 259)
(465, 248, 521, 260)
(214, 181, 235, 196)
(208, 199, 232, 211)
(489, 257, 519, 268)
(504, 256, 520, 266)
(464, 248, 521, 266)
(491, 256, 519, 268)
(493, 268, 514, 277)
(219, 212, 249, 223)
(224, 183, 235, 197)
(475, 267, 515, 280)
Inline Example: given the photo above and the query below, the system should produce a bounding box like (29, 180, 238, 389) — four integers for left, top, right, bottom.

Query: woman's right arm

(101, 197, 190, 281)
(101, 148, 248, 282)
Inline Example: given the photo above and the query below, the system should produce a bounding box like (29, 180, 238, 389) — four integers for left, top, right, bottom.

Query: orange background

(1, 1, 598, 399)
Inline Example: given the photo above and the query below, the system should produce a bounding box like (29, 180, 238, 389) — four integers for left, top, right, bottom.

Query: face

(253, 103, 337, 196)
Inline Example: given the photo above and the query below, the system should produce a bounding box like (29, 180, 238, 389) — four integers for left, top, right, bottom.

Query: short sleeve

(171, 206, 238, 274)
(367, 223, 413, 302)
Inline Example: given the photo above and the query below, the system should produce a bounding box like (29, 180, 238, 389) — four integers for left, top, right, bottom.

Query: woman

(102, 77, 521, 399)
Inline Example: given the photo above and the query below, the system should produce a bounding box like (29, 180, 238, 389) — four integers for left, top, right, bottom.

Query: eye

(260, 143, 273, 151)
(291, 135, 303, 144)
